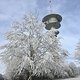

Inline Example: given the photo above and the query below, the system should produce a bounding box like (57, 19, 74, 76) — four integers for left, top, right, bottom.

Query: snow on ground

(55, 75, 80, 80)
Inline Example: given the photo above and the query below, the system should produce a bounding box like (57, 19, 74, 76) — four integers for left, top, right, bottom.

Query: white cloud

(0, 0, 38, 21)
(60, 34, 79, 53)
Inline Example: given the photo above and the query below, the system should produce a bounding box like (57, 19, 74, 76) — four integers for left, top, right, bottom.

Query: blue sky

(0, 0, 80, 74)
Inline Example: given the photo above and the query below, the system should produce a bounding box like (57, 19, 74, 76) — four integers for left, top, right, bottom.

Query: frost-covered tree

(74, 40, 80, 75)
(69, 62, 79, 77)
(0, 14, 76, 80)
(75, 40, 80, 61)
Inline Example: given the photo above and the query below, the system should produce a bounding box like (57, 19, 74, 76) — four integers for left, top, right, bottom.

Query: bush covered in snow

(69, 62, 79, 77)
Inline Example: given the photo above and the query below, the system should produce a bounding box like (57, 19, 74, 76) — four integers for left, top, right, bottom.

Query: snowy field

(55, 76, 80, 80)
